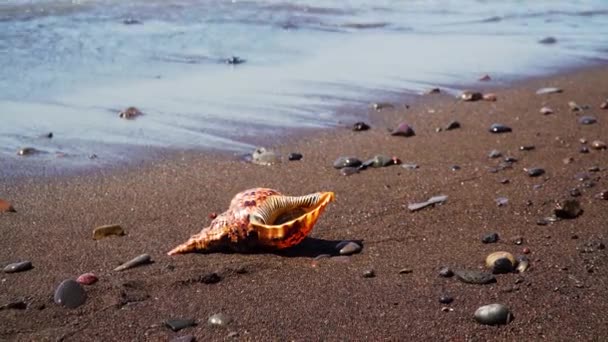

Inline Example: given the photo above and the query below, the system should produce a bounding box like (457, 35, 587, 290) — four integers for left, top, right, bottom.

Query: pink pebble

(76, 273, 98, 285)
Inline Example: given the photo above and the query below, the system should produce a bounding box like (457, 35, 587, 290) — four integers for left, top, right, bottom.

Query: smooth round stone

(287, 152, 303, 161)
(489, 123, 512, 134)
(208, 313, 232, 327)
(482, 233, 499, 244)
(333, 156, 362, 169)
(76, 273, 98, 285)
(474, 304, 513, 325)
(438, 267, 453, 278)
(54, 279, 87, 308)
(3, 261, 32, 273)
(525, 167, 545, 177)
(591, 140, 607, 150)
(454, 269, 496, 284)
(390, 122, 415, 137)
(439, 295, 453, 304)
(353, 122, 370, 131)
(336, 241, 362, 255)
(578, 116, 597, 125)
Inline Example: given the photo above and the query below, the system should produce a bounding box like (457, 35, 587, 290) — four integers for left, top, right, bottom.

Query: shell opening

(250, 193, 324, 225)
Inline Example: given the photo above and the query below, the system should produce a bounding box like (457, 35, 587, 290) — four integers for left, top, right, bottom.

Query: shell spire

(168, 188, 334, 255)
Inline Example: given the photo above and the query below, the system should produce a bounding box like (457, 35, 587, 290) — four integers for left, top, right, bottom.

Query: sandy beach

(1, 66, 607, 341)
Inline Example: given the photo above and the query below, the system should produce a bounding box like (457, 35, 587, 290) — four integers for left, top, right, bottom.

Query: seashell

(485, 251, 517, 274)
(168, 188, 334, 255)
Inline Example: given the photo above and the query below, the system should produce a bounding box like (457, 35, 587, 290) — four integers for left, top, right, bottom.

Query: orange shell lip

(249, 191, 334, 248)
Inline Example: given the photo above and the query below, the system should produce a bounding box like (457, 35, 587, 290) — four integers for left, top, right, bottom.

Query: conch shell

(168, 188, 334, 255)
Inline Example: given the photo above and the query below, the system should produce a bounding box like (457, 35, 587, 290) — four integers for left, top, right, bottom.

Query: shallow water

(1, 0, 607, 171)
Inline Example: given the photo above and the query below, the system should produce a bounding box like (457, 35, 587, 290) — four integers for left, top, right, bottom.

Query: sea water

(1, 0, 607, 171)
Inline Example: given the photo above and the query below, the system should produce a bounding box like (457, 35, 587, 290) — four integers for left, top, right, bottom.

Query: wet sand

(1, 66, 607, 341)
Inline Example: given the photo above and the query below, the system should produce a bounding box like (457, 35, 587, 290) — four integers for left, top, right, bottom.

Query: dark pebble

(578, 116, 597, 125)
(3, 261, 33, 273)
(445, 121, 461, 131)
(287, 153, 303, 161)
(588, 166, 600, 172)
(460, 91, 483, 101)
(438, 267, 454, 278)
(580, 146, 590, 154)
(474, 304, 514, 325)
(353, 122, 370, 131)
(439, 295, 453, 304)
(489, 123, 512, 134)
(504, 156, 518, 163)
(43, 132, 53, 138)
(596, 191, 608, 200)
(165, 319, 197, 332)
(224, 56, 245, 65)
(451, 165, 461, 171)
(525, 167, 545, 177)
(170, 335, 195, 342)
(54, 279, 87, 309)
(554, 199, 582, 219)
(539, 36, 557, 44)
(519, 145, 535, 151)
(333, 156, 362, 169)
(0, 300, 27, 310)
(123, 18, 142, 25)
(500, 178, 510, 184)
(199, 272, 221, 284)
(454, 269, 496, 284)
(570, 188, 582, 197)
(482, 233, 499, 244)
(363, 269, 375, 278)
(391, 122, 415, 137)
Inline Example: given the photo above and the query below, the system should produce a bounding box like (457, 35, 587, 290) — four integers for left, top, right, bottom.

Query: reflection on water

(0, 0, 607, 171)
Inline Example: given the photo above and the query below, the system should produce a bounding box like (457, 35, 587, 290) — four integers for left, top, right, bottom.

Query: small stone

(0, 199, 16, 213)
(536, 87, 562, 95)
(580, 146, 590, 154)
(76, 273, 98, 285)
(398, 268, 413, 274)
(539, 36, 557, 44)
(401, 163, 419, 170)
(522, 247, 531, 254)
(479, 74, 491, 81)
(337, 241, 362, 256)
(504, 156, 518, 163)
(540, 106, 553, 115)
(495, 197, 508, 207)
(54, 279, 87, 309)
(454, 269, 496, 284)
(460, 91, 483, 101)
(601, 100, 608, 109)
(198, 273, 221, 284)
(439, 267, 454, 278)
(525, 167, 545, 177)
(287, 152, 303, 161)
(569, 188, 582, 197)
(500, 178, 510, 184)
(209, 212, 217, 219)
(482, 233, 499, 244)
(208, 313, 232, 327)
(92, 224, 125, 240)
(118, 106, 143, 119)
(445, 121, 461, 131)
(578, 116, 597, 125)
(333, 156, 362, 169)
(569, 101, 584, 112)
(42, 132, 53, 138)
(227, 331, 239, 338)
(451, 165, 461, 171)
(123, 18, 142, 25)
(483, 93, 497, 102)
(595, 191, 608, 200)
(563, 157, 574, 164)
(427, 88, 441, 94)
(224, 56, 245, 65)
(363, 269, 375, 278)
(489, 123, 512, 134)
(519, 145, 535, 151)
(516, 256, 530, 273)
(371, 102, 394, 111)
(3, 261, 33, 274)
(340, 167, 359, 176)
(353, 122, 370, 131)
(17, 147, 40, 156)
(170, 335, 195, 342)
(474, 304, 513, 325)
(165, 319, 197, 332)
(439, 295, 453, 304)
(0, 300, 27, 310)
(114, 254, 152, 272)
(488, 149, 502, 159)
(390, 122, 415, 137)
(590, 140, 606, 150)
(363, 155, 396, 168)
(252, 147, 280, 165)
(554, 199, 582, 219)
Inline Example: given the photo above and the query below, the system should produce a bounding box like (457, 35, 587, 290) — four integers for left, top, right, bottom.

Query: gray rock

(525, 167, 545, 177)
(114, 254, 152, 272)
(333, 156, 362, 169)
(454, 269, 496, 284)
(579, 116, 597, 125)
(54, 279, 87, 308)
(474, 304, 513, 325)
(482, 233, 499, 244)
(3, 261, 33, 273)
(252, 147, 280, 165)
(439, 295, 453, 304)
(208, 313, 232, 327)
(390, 122, 415, 137)
(439, 267, 454, 278)
(336, 241, 362, 255)
(165, 318, 196, 332)
(489, 123, 512, 134)
(488, 149, 502, 159)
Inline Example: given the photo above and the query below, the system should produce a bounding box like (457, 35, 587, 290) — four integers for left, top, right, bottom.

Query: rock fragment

(165, 319, 197, 332)
(54, 279, 87, 308)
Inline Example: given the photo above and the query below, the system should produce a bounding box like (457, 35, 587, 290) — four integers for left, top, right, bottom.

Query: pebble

(208, 313, 232, 327)
(485, 251, 516, 274)
(591, 140, 606, 150)
(539, 106, 553, 115)
(17, 147, 40, 156)
(439, 295, 453, 304)
(454, 269, 496, 284)
(123, 18, 142, 25)
(489, 123, 512, 134)
(427, 88, 441, 94)
(333, 156, 362, 169)
(474, 304, 513, 325)
(516, 256, 530, 273)
(580, 146, 590, 154)
(578, 116, 597, 125)
(92, 224, 125, 240)
(569, 101, 583, 112)
(563, 157, 574, 164)
(41, 132, 53, 138)
(601, 100, 608, 109)
(353, 122, 370, 131)
(224, 56, 245, 65)
(539, 36, 557, 44)
(439, 267, 454, 278)
(519, 145, 535, 151)
(596, 191, 608, 200)
(482, 233, 499, 244)
(0, 199, 16, 213)
(0, 300, 27, 310)
(398, 268, 413, 274)
(114, 254, 152, 272)
(451, 165, 461, 171)
(512, 236, 524, 245)
(118, 106, 143, 119)
(76, 273, 98, 285)
(483, 93, 497, 102)
(479, 74, 491, 81)
(445, 120, 461, 131)
(363, 155, 396, 168)
(287, 152, 302, 161)
(252, 147, 280, 165)
(554, 199, 582, 219)
(536, 87, 562, 95)
(363, 269, 375, 278)
(390, 122, 415, 137)
(336, 241, 362, 255)
(488, 149, 502, 159)
(54, 279, 87, 308)
(165, 319, 197, 332)
(340, 167, 360, 176)
(401, 163, 419, 170)
(522, 247, 531, 254)
(460, 91, 483, 101)
(3, 261, 33, 273)
(371, 102, 394, 111)
(500, 178, 510, 184)
(525, 167, 545, 177)
(495, 197, 508, 207)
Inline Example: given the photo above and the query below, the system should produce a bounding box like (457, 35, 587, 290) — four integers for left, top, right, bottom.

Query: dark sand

(1, 67, 607, 341)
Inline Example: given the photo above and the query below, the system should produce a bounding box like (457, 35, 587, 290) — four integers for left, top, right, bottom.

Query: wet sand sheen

(1, 66, 607, 340)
